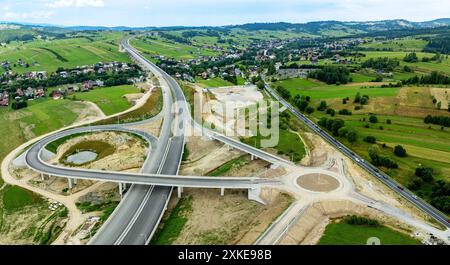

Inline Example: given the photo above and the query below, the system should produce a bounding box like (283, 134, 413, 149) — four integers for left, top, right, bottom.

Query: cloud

(3, 11, 55, 20)
(47, 0, 105, 8)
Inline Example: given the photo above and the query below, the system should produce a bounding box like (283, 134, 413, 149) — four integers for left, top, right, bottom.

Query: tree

(360, 96, 368, 105)
(415, 167, 433, 182)
(347, 130, 358, 143)
(317, 101, 327, 111)
(307, 66, 350, 84)
(256, 80, 265, 90)
(354, 92, 361, 103)
(297, 100, 309, 112)
(386, 119, 392, 124)
(394, 145, 407, 157)
(338, 109, 352, 115)
(331, 119, 345, 136)
(369, 115, 378, 123)
(403, 52, 419, 63)
(338, 127, 349, 137)
(363, 136, 376, 143)
(305, 106, 315, 114)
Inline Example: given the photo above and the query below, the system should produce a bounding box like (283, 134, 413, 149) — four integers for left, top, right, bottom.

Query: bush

(338, 127, 349, 137)
(338, 109, 352, 115)
(415, 167, 433, 182)
(317, 101, 327, 111)
(368, 145, 398, 168)
(343, 215, 380, 227)
(363, 136, 376, 143)
(393, 145, 407, 157)
(386, 119, 392, 124)
(305, 106, 315, 114)
(347, 130, 358, 143)
(369, 115, 378, 123)
(11, 100, 28, 110)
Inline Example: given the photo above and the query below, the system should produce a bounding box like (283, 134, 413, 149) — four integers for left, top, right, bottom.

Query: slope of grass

(151, 196, 193, 245)
(0, 99, 86, 181)
(2, 185, 43, 212)
(93, 87, 163, 125)
(207, 155, 247, 176)
(318, 222, 420, 245)
(131, 37, 218, 61)
(241, 129, 306, 162)
(73, 85, 140, 115)
(273, 77, 321, 90)
(196, 77, 235, 88)
(0, 32, 130, 74)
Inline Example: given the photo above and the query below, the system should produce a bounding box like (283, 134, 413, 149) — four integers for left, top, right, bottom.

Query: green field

(359, 38, 428, 52)
(196, 76, 246, 87)
(73, 85, 140, 115)
(318, 222, 420, 245)
(0, 32, 130, 74)
(273, 77, 321, 90)
(361, 51, 450, 74)
(0, 99, 87, 169)
(131, 37, 218, 61)
(273, 78, 401, 99)
(2, 185, 43, 212)
(242, 129, 306, 162)
(94, 86, 163, 125)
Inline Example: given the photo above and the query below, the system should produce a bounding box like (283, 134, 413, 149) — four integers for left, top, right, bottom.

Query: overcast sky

(1, 0, 450, 27)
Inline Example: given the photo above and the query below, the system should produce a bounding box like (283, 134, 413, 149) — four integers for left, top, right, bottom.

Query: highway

(23, 37, 280, 245)
(264, 83, 450, 228)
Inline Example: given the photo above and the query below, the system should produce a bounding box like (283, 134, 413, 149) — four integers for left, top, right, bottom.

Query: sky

(1, 0, 450, 27)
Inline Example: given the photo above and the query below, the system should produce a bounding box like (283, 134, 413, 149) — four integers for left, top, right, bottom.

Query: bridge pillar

(68, 178, 73, 189)
(73, 178, 78, 185)
(119, 183, 123, 198)
(41, 173, 45, 181)
(177, 186, 183, 198)
(220, 188, 225, 196)
(248, 187, 266, 205)
(227, 145, 232, 151)
(251, 154, 255, 161)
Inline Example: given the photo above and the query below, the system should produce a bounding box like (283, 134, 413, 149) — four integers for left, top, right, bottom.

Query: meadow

(359, 38, 428, 52)
(131, 37, 219, 61)
(195, 76, 246, 88)
(0, 32, 130, 74)
(318, 222, 420, 245)
(72, 85, 140, 116)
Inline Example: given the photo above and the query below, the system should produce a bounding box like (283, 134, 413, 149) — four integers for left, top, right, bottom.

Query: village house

(24, 87, 34, 98)
(15, 88, 24, 98)
(0, 91, 9, 106)
(52, 90, 62, 100)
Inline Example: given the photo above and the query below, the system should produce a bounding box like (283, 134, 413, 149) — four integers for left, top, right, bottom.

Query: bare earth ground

(54, 131, 147, 173)
(297, 173, 340, 192)
(172, 188, 293, 245)
(180, 136, 243, 176)
(129, 117, 163, 138)
(430, 87, 449, 110)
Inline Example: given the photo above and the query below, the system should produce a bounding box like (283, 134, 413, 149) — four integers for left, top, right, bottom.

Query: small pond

(64, 151, 98, 165)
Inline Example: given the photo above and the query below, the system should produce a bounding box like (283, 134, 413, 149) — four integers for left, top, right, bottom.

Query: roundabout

(296, 173, 340, 193)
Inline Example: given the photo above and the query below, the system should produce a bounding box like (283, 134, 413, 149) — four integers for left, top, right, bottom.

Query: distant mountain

(1, 18, 450, 39)
(229, 19, 450, 36)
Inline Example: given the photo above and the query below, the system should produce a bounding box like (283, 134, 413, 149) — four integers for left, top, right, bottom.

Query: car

(412, 195, 418, 200)
(397, 185, 404, 190)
